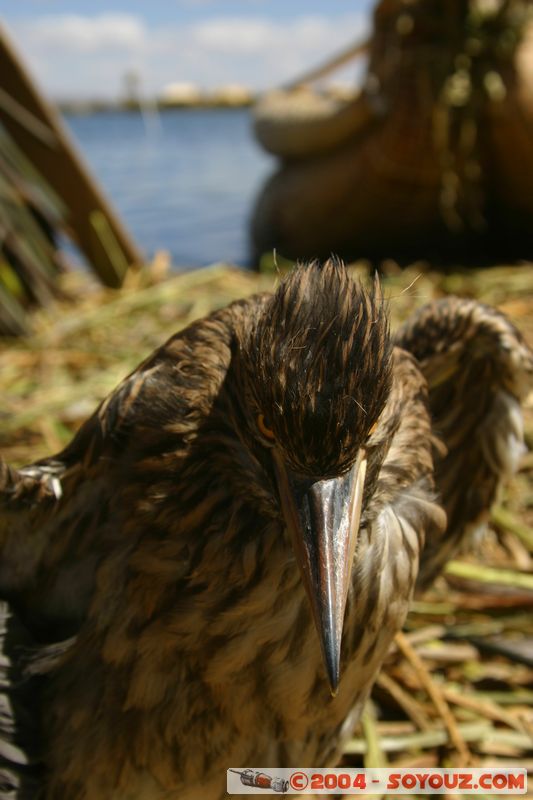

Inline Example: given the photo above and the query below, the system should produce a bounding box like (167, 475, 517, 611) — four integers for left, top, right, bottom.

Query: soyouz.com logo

(227, 768, 527, 794)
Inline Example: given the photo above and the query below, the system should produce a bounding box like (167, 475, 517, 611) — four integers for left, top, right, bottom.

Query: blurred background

(1, 0, 533, 313)
(0, 0, 373, 269)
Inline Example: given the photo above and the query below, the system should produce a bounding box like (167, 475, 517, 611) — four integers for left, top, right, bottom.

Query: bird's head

(235, 259, 392, 692)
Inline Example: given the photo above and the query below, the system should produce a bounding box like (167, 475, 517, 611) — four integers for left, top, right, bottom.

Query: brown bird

(0, 260, 531, 799)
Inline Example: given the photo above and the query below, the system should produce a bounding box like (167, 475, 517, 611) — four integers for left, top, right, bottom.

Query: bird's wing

(395, 297, 533, 588)
(0, 360, 160, 623)
(0, 300, 247, 629)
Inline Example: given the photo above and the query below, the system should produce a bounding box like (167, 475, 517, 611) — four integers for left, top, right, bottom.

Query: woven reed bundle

(251, 0, 533, 265)
(0, 124, 67, 336)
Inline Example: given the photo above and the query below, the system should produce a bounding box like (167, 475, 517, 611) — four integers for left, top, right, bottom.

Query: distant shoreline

(56, 85, 355, 115)
(58, 99, 255, 115)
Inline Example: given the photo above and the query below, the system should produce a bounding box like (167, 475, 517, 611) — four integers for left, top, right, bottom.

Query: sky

(0, 1, 374, 101)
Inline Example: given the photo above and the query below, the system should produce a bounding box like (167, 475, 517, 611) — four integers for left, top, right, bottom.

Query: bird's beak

(272, 450, 367, 694)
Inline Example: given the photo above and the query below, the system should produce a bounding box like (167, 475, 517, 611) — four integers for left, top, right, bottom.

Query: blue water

(64, 109, 274, 268)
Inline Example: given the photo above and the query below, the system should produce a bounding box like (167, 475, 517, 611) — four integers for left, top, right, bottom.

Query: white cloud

(14, 14, 145, 54)
(5, 12, 369, 100)
(195, 19, 277, 53)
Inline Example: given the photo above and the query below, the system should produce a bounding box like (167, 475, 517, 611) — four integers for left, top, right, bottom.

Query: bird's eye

(257, 414, 275, 440)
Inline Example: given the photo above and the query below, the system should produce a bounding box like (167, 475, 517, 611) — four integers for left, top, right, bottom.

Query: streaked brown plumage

(0, 260, 531, 799)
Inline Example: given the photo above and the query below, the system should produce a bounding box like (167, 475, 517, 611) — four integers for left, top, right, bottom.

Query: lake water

(64, 109, 275, 268)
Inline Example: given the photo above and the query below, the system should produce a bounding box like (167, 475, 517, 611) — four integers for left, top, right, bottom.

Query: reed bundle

(0, 124, 66, 335)
(252, 0, 533, 264)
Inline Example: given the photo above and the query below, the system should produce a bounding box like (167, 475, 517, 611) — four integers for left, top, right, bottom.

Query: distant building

(159, 82, 203, 107)
(208, 84, 254, 107)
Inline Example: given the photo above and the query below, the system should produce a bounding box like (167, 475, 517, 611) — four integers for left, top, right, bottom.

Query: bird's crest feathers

(240, 259, 392, 477)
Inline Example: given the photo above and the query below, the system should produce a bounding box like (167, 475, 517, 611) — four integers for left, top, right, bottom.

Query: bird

(0, 259, 531, 800)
